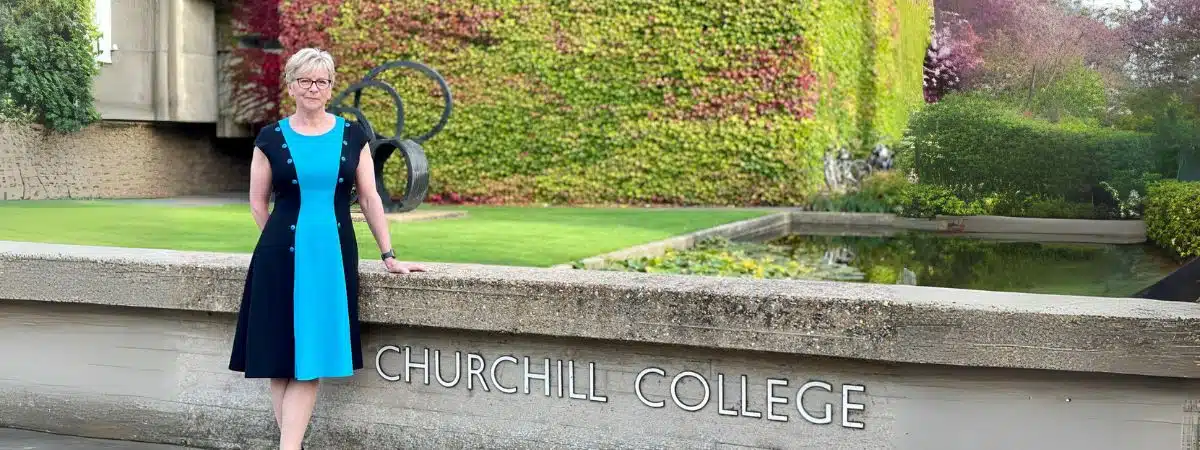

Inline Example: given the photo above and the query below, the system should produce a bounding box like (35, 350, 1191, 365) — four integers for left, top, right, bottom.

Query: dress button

(345, 123, 350, 127)
(341, 156, 346, 162)
(289, 246, 295, 252)
(287, 158, 293, 164)
(337, 222, 341, 228)
(290, 225, 296, 231)
(291, 179, 298, 185)
(338, 177, 344, 183)
(343, 140, 348, 145)
(274, 127, 280, 131)
(282, 144, 287, 149)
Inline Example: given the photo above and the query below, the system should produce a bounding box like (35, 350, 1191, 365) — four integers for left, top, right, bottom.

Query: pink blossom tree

(1118, 0, 1200, 114)
(923, 11, 983, 103)
(931, 0, 1131, 117)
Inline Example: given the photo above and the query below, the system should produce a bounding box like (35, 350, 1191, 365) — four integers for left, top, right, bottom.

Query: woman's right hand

(384, 258, 427, 274)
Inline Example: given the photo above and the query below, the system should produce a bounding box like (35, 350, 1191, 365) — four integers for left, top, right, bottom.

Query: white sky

(1081, 0, 1143, 10)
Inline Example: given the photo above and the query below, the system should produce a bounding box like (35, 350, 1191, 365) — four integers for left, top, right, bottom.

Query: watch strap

(381, 249, 395, 261)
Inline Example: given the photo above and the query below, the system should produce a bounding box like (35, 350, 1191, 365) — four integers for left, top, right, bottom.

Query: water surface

(768, 232, 1180, 297)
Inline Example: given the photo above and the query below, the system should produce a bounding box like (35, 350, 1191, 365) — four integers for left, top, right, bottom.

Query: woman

(228, 47, 425, 450)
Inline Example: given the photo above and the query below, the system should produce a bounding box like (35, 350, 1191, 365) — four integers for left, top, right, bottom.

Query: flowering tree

(1119, 0, 1200, 113)
(923, 11, 983, 103)
(932, 0, 1130, 119)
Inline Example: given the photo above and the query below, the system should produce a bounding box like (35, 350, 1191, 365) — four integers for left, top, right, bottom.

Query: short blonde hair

(283, 48, 336, 83)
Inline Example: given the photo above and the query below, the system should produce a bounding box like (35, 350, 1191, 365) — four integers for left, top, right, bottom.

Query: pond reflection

(770, 233, 1181, 297)
(603, 232, 1182, 298)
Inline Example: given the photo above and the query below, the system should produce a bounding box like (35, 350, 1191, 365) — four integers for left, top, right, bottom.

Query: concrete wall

(0, 241, 1197, 449)
(0, 122, 247, 200)
(2, 300, 1196, 450)
(93, 0, 218, 123)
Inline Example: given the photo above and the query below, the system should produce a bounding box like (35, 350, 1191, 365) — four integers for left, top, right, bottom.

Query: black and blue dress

(229, 115, 368, 381)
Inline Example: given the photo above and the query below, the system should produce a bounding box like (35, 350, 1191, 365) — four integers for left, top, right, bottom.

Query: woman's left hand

(384, 258, 427, 274)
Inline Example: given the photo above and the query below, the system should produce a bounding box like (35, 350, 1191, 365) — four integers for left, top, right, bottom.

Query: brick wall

(0, 121, 249, 200)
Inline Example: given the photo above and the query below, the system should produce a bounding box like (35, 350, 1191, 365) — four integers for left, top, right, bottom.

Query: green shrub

(1110, 88, 1200, 181)
(987, 194, 1104, 220)
(1154, 114, 1200, 181)
(0, 0, 101, 132)
(892, 183, 987, 218)
(976, 62, 1111, 126)
(808, 170, 912, 213)
(880, 178, 1127, 220)
(1144, 179, 1200, 260)
(904, 93, 1156, 202)
(0, 93, 35, 124)
(279, 0, 933, 205)
(810, 170, 1114, 220)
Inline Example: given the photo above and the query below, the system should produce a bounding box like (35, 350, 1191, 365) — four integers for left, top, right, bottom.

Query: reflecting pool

(601, 231, 1183, 298)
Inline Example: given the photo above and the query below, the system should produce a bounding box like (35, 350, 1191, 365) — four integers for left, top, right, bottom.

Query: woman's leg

(279, 378, 320, 450)
(269, 378, 290, 428)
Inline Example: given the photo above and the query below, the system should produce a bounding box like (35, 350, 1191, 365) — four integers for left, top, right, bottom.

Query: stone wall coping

(1, 240, 1197, 379)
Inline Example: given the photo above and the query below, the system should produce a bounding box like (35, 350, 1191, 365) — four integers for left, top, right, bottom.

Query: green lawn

(0, 200, 769, 267)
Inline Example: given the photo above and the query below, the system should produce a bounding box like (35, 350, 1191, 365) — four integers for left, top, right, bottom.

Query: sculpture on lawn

(823, 143, 894, 193)
(326, 61, 453, 213)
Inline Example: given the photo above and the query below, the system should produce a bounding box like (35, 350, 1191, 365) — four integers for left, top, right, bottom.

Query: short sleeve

(253, 122, 277, 152)
(349, 119, 372, 148)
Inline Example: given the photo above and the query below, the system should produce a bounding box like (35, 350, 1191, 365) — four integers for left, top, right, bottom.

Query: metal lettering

(567, 361, 587, 400)
(372, 345, 870, 428)
(715, 373, 739, 416)
(556, 360, 564, 398)
(587, 362, 608, 403)
(433, 350, 461, 388)
(403, 346, 429, 385)
(797, 381, 833, 424)
(490, 355, 518, 394)
(375, 345, 400, 382)
(635, 367, 665, 408)
(466, 352, 489, 392)
(765, 378, 789, 422)
(739, 375, 762, 418)
(670, 371, 710, 412)
(523, 357, 551, 396)
(842, 384, 866, 429)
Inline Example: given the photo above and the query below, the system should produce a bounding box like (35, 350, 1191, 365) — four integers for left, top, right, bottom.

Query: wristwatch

(381, 249, 395, 261)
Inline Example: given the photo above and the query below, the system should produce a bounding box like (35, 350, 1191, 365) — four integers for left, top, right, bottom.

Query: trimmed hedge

(0, 0, 100, 132)
(904, 94, 1157, 202)
(276, 0, 933, 205)
(1144, 180, 1200, 260)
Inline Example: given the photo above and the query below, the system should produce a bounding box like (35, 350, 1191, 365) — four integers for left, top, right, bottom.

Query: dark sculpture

(326, 61, 453, 213)
(866, 144, 894, 171)
(1133, 258, 1200, 302)
(823, 143, 894, 193)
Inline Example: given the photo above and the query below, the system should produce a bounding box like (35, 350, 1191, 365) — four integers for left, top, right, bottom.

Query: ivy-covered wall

(276, 0, 932, 205)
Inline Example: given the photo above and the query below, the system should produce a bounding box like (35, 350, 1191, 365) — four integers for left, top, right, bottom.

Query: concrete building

(91, 0, 253, 137)
(0, 0, 251, 201)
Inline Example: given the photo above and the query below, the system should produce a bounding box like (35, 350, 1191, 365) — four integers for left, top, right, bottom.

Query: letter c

(635, 367, 666, 408)
(375, 345, 401, 381)
(490, 355, 518, 394)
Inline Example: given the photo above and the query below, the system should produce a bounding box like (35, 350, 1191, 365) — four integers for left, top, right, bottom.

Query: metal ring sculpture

(327, 61, 453, 213)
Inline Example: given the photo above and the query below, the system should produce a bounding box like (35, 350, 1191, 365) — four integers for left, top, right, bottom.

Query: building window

(93, 0, 112, 63)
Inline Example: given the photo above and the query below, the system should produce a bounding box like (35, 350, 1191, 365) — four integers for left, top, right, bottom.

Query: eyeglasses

(295, 78, 332, 90)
